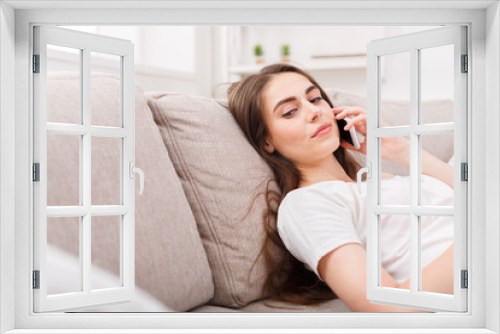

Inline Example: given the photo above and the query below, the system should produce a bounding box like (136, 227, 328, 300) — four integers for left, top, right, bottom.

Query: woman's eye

(310, 97, 322, 103)
(283, 109, 297, 118)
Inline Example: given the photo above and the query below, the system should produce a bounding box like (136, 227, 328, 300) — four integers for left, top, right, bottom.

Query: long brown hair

(227, 63, 362, 306)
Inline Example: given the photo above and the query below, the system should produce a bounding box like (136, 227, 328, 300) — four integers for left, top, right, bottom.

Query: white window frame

(365, 25, 468, 312)
(33, 25, 136, 312)
(0, 1, 498, 333)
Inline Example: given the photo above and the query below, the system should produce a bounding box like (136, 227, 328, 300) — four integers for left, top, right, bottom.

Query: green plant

(281, 44, 290, 56)
(254, 44, 263, 57)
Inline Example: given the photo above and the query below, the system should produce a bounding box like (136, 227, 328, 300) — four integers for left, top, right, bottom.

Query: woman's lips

(312, 123, 332, 138)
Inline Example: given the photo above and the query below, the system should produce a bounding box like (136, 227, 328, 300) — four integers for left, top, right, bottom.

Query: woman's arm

(413, 149, 453, 189)
(390, 146, 454, 189)
(421, 149, 454, 189)
(396, 243, 454, 294)
(317, 243, 429, 312)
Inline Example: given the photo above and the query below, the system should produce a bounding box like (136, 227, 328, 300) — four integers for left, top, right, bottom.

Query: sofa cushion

(236, 297, 352, 312)
(189, 297, 351, 312)
(148, 93, 278, 307)
(46, 73, 214, 311)
(326, 87, 454, 175)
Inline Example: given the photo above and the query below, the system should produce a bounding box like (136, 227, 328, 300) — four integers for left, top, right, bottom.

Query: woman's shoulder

(280, 180, 357, 212)
(277, 181, 358, 237)
(284, 180, 352, 196)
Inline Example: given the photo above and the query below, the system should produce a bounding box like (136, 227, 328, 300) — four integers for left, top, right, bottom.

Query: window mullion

(122, 50, 134, 292)
(46, 124, 129, 138)
(410, 47, 420, 295)
(46, 205, 129, 217)
(81, 47, 91, 294)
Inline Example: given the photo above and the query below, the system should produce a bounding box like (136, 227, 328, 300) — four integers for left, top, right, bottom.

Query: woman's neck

(297, 155, 354, 188)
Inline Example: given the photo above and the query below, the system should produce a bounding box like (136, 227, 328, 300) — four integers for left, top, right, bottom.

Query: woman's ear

(261, 140, 275, 154)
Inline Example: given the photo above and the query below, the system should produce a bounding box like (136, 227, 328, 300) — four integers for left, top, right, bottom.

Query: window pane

(420, 216, 454, 295)
(380, 136, 410, 206)
(420, 133, 454, 206)
(420, 44, 454, 124)
(380, 51, 410, 127)
(47, 217, 81, 295)
(91, 136, 121, 205)
(47, 45, 81, 125)
(91, 51, 121, 127)
(91, 216, 121, 290)
(47, 133, 80, 206)
(379, 214, 410, 290)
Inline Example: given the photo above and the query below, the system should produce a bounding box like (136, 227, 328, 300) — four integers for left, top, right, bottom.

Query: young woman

(227, 63, 455, 312)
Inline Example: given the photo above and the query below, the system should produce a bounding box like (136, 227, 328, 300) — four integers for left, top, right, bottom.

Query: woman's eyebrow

(273, 85, 318, 113)
(305, 85, 318, 95)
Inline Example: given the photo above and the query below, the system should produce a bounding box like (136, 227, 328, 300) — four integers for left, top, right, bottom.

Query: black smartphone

(337, 118, 355, 146)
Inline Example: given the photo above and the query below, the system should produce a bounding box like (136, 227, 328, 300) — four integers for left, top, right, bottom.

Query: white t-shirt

(277, 174, 454, 284)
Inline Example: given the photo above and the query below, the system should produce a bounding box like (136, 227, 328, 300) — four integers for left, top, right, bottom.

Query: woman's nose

(307, 105, 321, 121)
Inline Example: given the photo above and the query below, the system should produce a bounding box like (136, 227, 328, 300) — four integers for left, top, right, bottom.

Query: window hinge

(33, 163, 40, 182)
(33, 54, 40, 73)
(33, 270, 40, 289)
(461, 270, 468, 289)
(461, 54, 468, 73)
(461, 162, 468, 181)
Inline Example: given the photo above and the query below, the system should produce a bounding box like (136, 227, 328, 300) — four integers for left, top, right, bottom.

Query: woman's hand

(332, 106, 411, 166)
(332, 106, 367, 155)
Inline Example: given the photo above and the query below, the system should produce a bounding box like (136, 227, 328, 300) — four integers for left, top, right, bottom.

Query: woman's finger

(343, 115, 367, 132)
(340, 140, 356, 151)
(332, 106, 347, 112)
(334, 106, 366, 120)
(342, 118, 367, 140)
(340, 139, 367, 155)
(332, 106, 355, 114)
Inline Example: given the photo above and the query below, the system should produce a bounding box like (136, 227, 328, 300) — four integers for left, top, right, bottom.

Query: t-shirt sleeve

(277, 187, 362, 280)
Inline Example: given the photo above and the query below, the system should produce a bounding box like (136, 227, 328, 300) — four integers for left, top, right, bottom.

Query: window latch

(357, 161, 371, 194)
(129, 161, 145, 195)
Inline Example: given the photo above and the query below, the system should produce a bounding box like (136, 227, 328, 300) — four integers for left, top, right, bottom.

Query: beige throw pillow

(148, 93, 277, 307)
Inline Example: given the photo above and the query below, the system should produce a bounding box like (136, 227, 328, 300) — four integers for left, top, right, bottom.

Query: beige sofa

(46, 73, 454, 312)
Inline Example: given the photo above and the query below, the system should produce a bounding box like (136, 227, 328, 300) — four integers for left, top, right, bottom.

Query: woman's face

(261, 72, 340, 165)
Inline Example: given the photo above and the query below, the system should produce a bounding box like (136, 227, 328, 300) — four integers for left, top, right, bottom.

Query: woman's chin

(329, 140, 341, 153)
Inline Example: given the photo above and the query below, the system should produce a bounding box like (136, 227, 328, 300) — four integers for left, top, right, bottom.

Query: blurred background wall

(52, 25, 452, 101)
